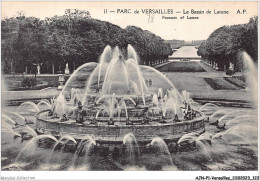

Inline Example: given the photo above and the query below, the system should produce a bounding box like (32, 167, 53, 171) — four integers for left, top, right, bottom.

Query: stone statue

(74, 101, 85, 123)
(33, 63, 42, 75)
(65, 63, 70, 74)
(108, 118, 114, 125)
(61, 114, 68, 122)
(37, 64, 40, 74)
(142, 107, 150, 124)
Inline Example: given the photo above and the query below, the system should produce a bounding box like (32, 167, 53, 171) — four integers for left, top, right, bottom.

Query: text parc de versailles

(116, 9, 229, 19)
(117, 9, 229, 15)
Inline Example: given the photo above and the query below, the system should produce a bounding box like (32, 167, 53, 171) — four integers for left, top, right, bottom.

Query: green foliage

(21, 77, 36, 87)
(2, 9, 172, 74)
(120, 26, 172, 65)
(197, 16, 258, 71)
(241, 17, 258, 61)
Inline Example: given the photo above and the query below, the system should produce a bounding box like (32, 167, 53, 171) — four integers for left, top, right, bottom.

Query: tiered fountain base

(36, 110, 206, 150)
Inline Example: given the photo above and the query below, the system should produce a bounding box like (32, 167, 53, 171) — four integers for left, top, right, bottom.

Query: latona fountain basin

(35, 45, 206, 150)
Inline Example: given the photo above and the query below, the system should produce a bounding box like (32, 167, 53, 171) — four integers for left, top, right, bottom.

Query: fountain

(1, 45, 219, 171)
(35, 45, 205, 150)
(1, 46, 258, 171)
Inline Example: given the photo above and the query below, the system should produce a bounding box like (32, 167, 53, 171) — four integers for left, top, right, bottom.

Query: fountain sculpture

(35, 45, 206, 154)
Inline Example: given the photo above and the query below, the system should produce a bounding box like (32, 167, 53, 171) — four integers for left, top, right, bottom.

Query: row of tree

(197, 16, 258, 71)
(2, 9, 173, 74)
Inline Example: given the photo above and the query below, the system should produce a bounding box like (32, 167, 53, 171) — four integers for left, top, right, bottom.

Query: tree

(2, 9, 172, 74)
(1, 17, 19, 73)
(197, 17, 258, 71)
(241, 16, 258, 62)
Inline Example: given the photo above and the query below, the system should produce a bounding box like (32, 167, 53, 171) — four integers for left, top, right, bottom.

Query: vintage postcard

(1, 1, 259, 180)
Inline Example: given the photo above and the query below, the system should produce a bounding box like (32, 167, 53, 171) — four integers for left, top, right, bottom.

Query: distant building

(192, 40, 206, 46)
(165, 39, 206, 49)
(164, 39, 185, 49)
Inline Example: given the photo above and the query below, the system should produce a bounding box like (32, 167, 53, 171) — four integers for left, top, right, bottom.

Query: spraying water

(71, 135, 96, 168)
(4, 110, 26, 125)
(15, 135, 58, 163)
(53, 95, 67, 117)
(199, 103, 219, 112)
(123, 133, 141, 165)
(16, 101, 40, 114)
(2, 114, 17, 126)
(48, 135, 77, 166)
(98, 45, 112, 88)
(151, 137, 173, 166)
(37, 101, 51, 111)
(238, 51, 258, 102)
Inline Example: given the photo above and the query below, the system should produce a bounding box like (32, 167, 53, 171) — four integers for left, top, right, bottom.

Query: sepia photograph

(1, 1, 259, 180)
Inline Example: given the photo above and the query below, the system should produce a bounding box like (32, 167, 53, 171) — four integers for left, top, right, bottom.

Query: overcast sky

(2, 1, 258, 41)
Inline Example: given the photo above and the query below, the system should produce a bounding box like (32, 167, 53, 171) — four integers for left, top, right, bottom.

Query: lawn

(204, 78, 237, 90)
(156, 62, 206, 72)
(3, 62, 252, 103)
(4, 75, 70, 91)
(224, 76, 246, 89)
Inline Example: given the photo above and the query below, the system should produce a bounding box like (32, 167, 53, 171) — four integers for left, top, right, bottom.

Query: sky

(1, 1, 258, 41)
